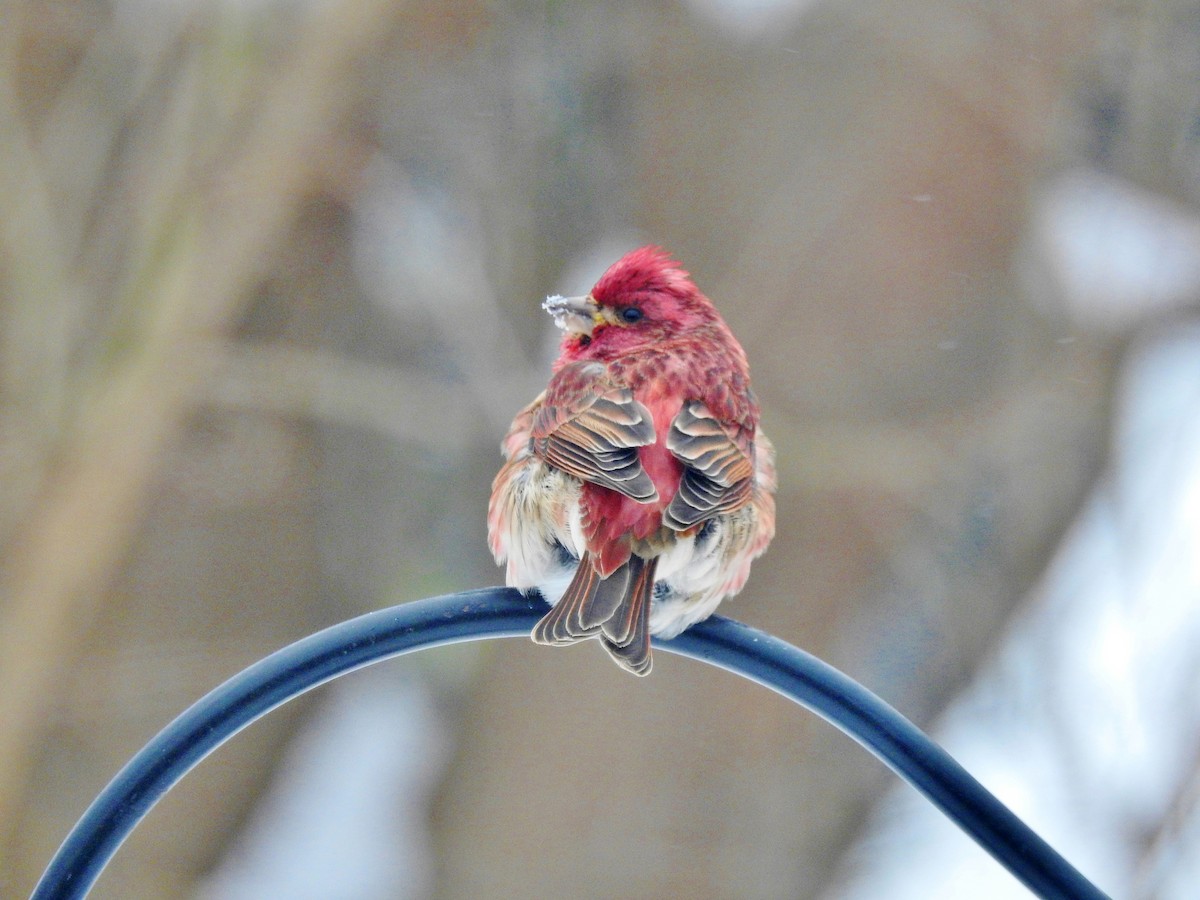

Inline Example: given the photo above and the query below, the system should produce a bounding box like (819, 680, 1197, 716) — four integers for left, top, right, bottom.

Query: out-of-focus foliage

(1, 0, 1196, 898)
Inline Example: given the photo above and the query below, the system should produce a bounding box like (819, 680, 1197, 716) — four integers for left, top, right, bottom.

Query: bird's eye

(620, 307, 644, 323)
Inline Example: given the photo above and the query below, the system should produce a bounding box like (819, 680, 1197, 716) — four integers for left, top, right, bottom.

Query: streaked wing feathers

(664, 399, 755, 530)
(533, 388, 659, 503)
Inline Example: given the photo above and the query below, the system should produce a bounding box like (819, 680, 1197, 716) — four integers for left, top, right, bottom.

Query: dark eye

(620, 307, 644, 323)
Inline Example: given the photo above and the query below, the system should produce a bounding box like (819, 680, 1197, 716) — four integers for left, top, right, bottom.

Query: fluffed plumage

(488, 246, 776, 675)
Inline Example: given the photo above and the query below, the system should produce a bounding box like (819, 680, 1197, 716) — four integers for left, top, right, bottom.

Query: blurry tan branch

(0, 0, 407, 866)
(38, 14, 196, 261)
(202, 341, 475, 450)
(0, 49, 76, 443)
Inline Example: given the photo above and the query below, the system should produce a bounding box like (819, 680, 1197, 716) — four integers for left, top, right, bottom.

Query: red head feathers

(591, 246, 696, 306)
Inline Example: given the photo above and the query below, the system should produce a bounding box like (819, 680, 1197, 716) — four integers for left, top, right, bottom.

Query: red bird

(488, 247, 776, 675)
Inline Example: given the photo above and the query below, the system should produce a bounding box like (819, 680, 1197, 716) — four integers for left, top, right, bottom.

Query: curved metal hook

(32, 588, 1107, 899)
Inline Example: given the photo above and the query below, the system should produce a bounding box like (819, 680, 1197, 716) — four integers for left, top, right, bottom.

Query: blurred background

(3, 0, 1199, 897)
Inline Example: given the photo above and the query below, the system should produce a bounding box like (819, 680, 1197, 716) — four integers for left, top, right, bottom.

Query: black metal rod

(32, 588, 1108, 899)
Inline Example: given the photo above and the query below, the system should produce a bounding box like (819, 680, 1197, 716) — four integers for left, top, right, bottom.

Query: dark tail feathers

(531, 553, 657, 676)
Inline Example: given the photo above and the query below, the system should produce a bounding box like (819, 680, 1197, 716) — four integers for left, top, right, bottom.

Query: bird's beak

(542, 294, 602, 336)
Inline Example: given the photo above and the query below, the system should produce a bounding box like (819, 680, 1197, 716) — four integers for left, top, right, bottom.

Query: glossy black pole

(33, 588, 1108, 900)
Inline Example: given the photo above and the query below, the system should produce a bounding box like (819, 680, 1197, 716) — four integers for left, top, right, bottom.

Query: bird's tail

(531, 553, 657, 676)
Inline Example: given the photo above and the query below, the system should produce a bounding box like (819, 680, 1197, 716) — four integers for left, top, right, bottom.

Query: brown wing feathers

(533, 388, 659, 503)
(663, 399, 754, 530)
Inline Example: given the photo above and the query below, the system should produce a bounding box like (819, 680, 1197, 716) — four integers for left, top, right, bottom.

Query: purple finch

(488, 247, 776, 675)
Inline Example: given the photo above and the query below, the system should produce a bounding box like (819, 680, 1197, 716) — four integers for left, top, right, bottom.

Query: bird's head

(544, 246, 722, 363)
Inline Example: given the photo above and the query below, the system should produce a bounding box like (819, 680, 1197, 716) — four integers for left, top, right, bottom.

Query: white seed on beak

(542, 294, 599, 336)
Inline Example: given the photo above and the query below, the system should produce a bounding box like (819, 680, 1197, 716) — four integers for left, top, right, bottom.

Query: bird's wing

(497, 392, 543, 461)
(531, 363, 659, 503)
(663, 399, 755, 530)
